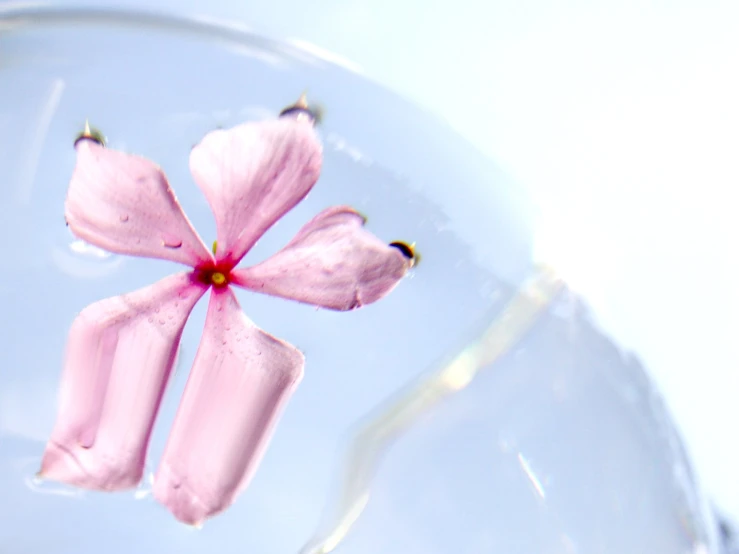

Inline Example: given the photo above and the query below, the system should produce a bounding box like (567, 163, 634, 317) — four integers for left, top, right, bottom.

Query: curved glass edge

(299, 266, 564, 553)
(300, 261, 728, 554)
(0, 3, 321, 65)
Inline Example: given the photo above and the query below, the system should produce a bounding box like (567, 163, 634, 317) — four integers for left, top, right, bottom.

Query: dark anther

(279, 93, 319, 124)
(389, 241, 417, 266)
(74, 121, 105, 148)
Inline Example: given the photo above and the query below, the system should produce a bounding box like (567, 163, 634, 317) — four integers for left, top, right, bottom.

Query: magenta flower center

(194, 262, 234, 288)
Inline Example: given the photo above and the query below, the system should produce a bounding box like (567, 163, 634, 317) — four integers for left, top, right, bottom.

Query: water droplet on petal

(159, 319, 165, 325)
(148, 316, 154, 323)
(162, 236, 183, 249)
(119, 214, 129, 222)
(221, 339, 227, 346)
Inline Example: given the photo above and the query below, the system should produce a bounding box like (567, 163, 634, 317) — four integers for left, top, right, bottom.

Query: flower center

(193, 264, 233, 288)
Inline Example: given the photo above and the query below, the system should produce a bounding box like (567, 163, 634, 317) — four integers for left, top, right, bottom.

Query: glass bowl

(0, 5, 722, 553)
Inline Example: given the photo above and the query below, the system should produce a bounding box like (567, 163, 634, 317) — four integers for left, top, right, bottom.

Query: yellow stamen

(212, 240, 218, 255)
(212, 272, 226, 286)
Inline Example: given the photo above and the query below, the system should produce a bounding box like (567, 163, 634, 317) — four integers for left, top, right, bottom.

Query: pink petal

(66, 140, 213, 267)
(230, 206, 412, 310)
(153, 287, 304, 525)
(40, 273, 207, 490)
(189, 117, 322, 267)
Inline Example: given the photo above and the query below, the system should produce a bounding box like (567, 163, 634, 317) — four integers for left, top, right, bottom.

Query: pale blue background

(38, 0, 738, 519)
(0, 1, 737, 553)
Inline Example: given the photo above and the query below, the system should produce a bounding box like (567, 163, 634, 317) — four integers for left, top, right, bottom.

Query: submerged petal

(153, 287, 304, 525)
(231, 206, 412, 310)
(66, 140, 213, 267)
(189, 117, 322, 267)
(40, 273, 207, 490)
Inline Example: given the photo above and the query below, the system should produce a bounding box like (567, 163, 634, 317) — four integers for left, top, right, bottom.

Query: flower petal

(230, 206, 412, 310)
(66, 140, 213, 267)
(40, 273, 207, 490)
(189, 117, 322, 266)
(153, 287, 304, 525)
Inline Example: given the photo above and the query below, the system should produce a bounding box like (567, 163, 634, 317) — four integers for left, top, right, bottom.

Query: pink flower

(40, 98, 415, 526)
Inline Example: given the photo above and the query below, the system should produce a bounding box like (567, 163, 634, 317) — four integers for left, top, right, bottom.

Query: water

(0, 5, 724, 554)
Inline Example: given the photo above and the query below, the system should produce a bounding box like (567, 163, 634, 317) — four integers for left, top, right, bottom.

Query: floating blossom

(40, 97, 415, 526)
